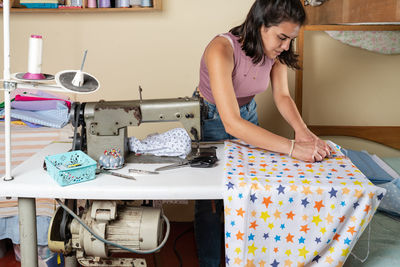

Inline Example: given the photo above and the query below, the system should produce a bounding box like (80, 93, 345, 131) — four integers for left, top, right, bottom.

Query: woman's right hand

(291, 140, 328, 163)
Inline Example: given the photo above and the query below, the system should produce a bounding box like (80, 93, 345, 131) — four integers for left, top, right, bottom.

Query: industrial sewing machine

(70, 90, 207, 163)
(47, 92, 212, 267)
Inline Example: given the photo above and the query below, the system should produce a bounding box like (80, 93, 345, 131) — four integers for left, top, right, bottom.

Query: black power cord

(172, 224, 195, 267)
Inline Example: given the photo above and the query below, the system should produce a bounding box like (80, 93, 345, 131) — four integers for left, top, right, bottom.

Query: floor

(0, 241, 20, 267)
(0, 222, 210, 267)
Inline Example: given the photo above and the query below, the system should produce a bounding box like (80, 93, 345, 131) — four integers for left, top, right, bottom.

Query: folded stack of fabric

(342, 148, 400, 217)
(0, 90, 72, 266)
(0, 90, 71, 128)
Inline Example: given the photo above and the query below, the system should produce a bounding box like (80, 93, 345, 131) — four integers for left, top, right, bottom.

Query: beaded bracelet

(288, 139, 295, 157)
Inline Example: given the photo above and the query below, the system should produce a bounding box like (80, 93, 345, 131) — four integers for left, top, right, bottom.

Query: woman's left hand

(295, 128, 331, 160)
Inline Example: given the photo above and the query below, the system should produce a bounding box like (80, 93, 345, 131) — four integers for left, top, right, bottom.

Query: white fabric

(128, 128, 191, 159)
(326, 31, 400, 54)
(370, 154, 400, 179)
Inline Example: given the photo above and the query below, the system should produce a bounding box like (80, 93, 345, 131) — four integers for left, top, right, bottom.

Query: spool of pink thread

(87, 0, 97, 8)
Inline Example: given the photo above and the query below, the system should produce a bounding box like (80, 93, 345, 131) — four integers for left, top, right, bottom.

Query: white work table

(1, 142, 225, 200)
(0, 142, 225, 267)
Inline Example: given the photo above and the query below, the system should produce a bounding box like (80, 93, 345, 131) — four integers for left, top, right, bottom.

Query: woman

(195, 0, 331, 266)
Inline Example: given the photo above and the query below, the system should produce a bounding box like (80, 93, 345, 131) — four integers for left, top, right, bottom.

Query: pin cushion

(98, 149, 124, 169)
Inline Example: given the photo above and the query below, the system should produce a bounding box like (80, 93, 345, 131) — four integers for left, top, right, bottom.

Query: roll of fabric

(326, 31, 400, 55)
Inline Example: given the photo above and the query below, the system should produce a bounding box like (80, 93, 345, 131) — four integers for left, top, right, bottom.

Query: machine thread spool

(98, 0, 111, 8)
(131, 0, 141, 6)
(23, 34, 46, 80)
(141, 0, 152, 7)
(87, 0, 97, 8)
(116, 0, 130, 7)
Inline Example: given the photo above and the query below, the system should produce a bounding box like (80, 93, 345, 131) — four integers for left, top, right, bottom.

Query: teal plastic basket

(45, 150, 97, 186)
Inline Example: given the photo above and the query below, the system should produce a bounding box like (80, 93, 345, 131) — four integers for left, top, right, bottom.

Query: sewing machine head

(70, 93, 206, 162)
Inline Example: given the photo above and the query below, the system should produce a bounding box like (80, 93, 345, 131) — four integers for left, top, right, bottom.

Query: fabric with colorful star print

(223, 140, 386, 267)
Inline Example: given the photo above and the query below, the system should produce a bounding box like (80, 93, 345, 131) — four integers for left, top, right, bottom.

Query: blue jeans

(201, 98, 259, 140)
(195, 98, 258, 267)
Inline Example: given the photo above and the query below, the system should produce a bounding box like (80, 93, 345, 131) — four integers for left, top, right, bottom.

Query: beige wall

(303, 31, 400, 126)
(1, 0, 399, 157)
(303, 31, 400, 157)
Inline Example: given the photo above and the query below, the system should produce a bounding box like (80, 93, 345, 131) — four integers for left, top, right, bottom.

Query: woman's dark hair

(230, 0, 306, 69)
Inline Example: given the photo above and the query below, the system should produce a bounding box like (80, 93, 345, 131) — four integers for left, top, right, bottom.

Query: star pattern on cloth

(223, 141, 386, 266)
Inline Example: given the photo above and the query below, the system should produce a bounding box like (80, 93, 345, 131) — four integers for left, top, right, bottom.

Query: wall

(0, 0, 259, 222)
(303, 31, 400, 157)
(0, 0, 297, 139)
(4, 1, 397, 152)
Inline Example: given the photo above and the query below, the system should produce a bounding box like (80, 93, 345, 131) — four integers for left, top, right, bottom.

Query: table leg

(18, 197, 38, 267)
(65, 254, 78, 267)
(153, 252, 163, 267)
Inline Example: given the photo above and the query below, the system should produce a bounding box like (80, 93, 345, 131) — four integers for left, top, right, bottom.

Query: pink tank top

(198, 32, 275, 106)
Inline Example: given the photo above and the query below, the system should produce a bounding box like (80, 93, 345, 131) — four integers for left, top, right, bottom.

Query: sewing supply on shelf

(116, 0, 130, 7)
(131, 0, 141, 6)
(23, 35, 46, 80)
(87, 0, 97, 8)
(98, 0, 111, 8)
(141, 0, 152, 7)
(58, 5, 82, 9)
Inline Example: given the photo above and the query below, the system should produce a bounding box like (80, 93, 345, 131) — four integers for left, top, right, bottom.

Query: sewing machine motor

(48, 200, 167, 267)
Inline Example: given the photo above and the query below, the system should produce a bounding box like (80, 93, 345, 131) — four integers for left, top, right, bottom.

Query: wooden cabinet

(304, 0, 400, 25)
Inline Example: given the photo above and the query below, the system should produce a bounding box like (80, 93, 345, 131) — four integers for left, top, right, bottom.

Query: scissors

(154, 155, 218, 172)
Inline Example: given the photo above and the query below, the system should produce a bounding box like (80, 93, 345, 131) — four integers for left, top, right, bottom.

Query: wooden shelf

(304, 24, 400, 31)
(8, 7, 158, 13)
(3, 0, 161, 12)
(304, 0, 400, 25)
